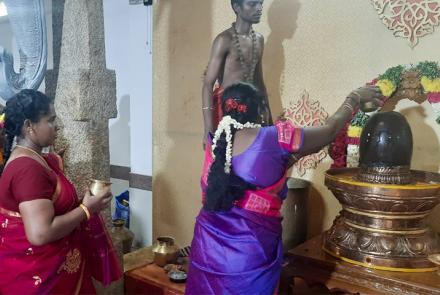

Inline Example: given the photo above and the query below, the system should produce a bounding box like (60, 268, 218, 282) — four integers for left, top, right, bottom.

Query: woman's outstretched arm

(296, 86, 383, 158)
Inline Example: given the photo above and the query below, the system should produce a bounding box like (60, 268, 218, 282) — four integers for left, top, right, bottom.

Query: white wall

(127, 3, 153, 247)
(104, 0, 153, 247)
(104, 0, 131, 168)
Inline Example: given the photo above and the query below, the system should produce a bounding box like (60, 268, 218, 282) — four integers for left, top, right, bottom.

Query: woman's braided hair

(204, 83, 264, 212)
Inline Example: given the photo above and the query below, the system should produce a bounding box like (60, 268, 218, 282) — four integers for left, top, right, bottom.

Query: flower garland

(418, 61, 440, 123)
(212, 115, 261, 173)
(346, 112, 370, 167)
(330, 61, 440, 168)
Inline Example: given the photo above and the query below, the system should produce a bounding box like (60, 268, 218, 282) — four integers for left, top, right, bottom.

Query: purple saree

(186, 121, 303, 295)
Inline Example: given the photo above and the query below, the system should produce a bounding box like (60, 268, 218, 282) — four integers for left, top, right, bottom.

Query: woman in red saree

(0, 90, 122, 294)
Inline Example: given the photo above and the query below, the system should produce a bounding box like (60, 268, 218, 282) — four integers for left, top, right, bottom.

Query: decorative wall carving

(371, 0, 440, 47)
(283, 90, 328, 176)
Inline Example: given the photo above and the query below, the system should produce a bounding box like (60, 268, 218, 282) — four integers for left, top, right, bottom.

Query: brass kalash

(323, 111, 440, 272)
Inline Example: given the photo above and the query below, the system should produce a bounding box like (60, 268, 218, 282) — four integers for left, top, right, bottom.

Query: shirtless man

(202, 0, 272, 141)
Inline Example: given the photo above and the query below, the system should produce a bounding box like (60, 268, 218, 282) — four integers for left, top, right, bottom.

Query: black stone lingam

(357, 111, 413, 184)
(323, 111, 440, 272)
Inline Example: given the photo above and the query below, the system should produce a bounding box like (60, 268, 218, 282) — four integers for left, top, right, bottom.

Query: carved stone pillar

(45, 0, 120, 293)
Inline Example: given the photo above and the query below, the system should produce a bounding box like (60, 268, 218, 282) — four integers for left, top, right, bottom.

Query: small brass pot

(152, 236, 179, 267)
(89, 179, 112, 196)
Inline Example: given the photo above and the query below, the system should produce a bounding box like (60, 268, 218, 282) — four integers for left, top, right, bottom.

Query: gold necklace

(15, 145, 50, 170)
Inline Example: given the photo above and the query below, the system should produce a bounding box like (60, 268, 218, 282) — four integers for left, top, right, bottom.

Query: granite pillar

(45, 0, 121, 293)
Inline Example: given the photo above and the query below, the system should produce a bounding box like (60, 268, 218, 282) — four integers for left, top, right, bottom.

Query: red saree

(0, 153, 122, 294)
(213, 85, 224, 129)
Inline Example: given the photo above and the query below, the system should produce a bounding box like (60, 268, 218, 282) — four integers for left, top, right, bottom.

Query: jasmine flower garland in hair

(212, 116, 260, 173)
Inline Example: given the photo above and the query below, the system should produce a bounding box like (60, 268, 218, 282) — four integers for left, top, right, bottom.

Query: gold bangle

(79, 204, 91, 220)
(342, 102, 354, 113)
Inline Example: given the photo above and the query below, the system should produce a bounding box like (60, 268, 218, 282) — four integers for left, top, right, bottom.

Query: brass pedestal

(324, 168, 440, 272)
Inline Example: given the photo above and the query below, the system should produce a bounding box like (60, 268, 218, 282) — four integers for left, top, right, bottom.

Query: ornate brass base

(324, 168, 440, 272)
(323, 217, 439, 271)
(357, 165, 412, 184)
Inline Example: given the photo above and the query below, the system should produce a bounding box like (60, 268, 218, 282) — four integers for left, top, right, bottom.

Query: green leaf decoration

(350, 111, 370, 127)
(379, 65, 405, 86)
(415, 61, 440, 79)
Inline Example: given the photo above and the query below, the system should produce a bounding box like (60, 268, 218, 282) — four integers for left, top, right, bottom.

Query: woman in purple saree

(185, 83, 384, 294)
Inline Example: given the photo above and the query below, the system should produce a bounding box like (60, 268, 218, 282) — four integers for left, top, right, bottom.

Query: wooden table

(285, 235, 440, 295)
(125, 263, 186, 295)
(124, 247, 186, 295)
